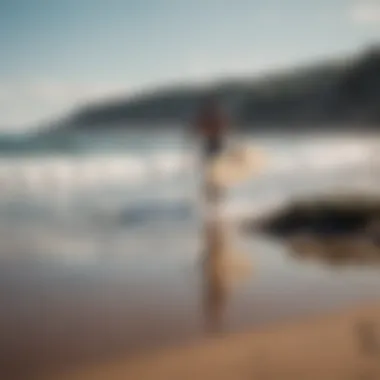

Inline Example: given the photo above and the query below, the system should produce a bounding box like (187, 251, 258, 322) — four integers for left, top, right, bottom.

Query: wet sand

(1, 217, 380, 379)
(1, 182, 380, 380)
(53, 302, 380, 380)
(46, 204, 380, 380)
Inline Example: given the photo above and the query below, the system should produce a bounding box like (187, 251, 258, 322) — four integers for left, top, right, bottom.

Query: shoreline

(53, 302, 380, 380)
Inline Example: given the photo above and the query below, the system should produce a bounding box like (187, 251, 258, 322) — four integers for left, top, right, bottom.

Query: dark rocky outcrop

(243, 194, 380, 267)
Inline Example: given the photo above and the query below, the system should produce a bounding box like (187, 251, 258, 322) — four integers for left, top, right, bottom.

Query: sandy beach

(50, 302, 380, 380)
(2, 194, 379, 380)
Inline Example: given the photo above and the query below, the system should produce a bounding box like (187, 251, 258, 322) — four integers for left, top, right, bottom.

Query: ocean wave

(0, 138, 374, 198)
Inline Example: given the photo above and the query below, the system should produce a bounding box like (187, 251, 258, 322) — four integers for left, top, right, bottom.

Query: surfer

(195, 98, 228, 164)
(193, 98, 229, 202)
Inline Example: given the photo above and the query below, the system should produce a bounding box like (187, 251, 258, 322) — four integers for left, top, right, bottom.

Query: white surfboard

(208, 145, 268, 188)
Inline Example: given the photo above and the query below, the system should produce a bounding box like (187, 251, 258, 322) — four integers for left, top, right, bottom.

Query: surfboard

(208, 145, 268, 188)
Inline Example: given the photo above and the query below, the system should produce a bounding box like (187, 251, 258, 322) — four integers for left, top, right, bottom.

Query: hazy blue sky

(0, 0, 379, 130)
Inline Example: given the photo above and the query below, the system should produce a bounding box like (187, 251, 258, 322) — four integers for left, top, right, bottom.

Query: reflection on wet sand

(202, 219, 229, 333)
(201, 204, 253, 334)
(0, 197, 255, 379)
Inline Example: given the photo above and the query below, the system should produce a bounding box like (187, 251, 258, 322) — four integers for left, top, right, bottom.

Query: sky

(0, 0, 379, 131)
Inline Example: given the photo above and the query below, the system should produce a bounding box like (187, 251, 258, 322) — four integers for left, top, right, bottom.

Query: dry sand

(52, 303, 380, 380)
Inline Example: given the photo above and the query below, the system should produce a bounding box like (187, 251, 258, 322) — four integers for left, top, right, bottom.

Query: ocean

(0, 128, 380, 376)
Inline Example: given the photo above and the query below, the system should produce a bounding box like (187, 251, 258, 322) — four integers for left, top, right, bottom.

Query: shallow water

(0, 130, 380, 377)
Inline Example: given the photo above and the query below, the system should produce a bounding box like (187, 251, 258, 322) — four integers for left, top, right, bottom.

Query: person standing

(193, 98, 229, 204)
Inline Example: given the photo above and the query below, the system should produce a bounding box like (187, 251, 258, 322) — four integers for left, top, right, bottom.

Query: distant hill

(62, 46, 380, 132)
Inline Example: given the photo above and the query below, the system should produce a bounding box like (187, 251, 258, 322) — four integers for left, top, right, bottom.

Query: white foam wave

(0, 138, 375, 200)
(266, 140, 372, 175)
(0, 153, 194, 196)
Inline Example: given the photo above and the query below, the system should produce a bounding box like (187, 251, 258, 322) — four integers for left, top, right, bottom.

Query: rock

(243, 193, 380, 267)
